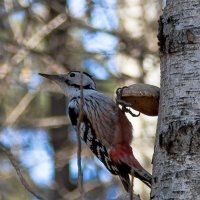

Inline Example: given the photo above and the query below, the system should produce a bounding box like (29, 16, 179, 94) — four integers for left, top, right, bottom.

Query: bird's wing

(82, 92, 118, 147)
(68, 99, 131, 191)
(68, 99, 120, 174)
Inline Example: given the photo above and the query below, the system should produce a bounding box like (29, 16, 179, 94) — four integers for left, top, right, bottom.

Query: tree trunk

(151, 0, 200, 199)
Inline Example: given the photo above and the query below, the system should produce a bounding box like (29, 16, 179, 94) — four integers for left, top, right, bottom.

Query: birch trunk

(151, 0, 200, 199)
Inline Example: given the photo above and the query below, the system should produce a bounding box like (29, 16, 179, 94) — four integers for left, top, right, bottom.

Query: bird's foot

(116, 87, 130, 106)
(116, 87, 140, 117)
(122, 106, 140, 117)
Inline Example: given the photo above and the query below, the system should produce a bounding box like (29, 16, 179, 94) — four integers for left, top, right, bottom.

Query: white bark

(151, 0, 200, 199)
(116, 193, 141, 200)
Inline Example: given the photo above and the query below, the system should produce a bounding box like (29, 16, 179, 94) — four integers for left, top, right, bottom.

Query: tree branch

(0, 142, 46, 200)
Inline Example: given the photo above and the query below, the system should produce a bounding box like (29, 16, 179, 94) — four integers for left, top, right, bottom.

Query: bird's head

(39, 71, 96, 97)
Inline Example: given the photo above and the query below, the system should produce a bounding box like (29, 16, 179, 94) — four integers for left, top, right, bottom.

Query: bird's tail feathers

(129, 165, 152, 188)
(119, 173, 131, 192)
(119, 153, 152, 188)
(109, 144, 152, 188)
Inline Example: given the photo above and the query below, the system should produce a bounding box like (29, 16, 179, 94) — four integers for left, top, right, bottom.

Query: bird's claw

(116, 87, 130, 106)
(122, 106, 140, 117)
(116, 87, 128, 99)
(116, 86, 140, 117)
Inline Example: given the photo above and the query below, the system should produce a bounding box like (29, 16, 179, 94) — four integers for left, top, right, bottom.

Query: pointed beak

(39, 73, 66, 83)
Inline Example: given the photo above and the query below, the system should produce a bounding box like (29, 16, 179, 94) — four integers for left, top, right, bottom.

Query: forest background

(0, 0, 162, 199)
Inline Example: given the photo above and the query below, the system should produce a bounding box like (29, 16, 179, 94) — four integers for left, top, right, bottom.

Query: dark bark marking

(159, 121, 200, 154)
(158, 13, 200, 54)
(157, 16, 166, 53)
(186, 29, 197, 44)
(153, 177, 158, 184)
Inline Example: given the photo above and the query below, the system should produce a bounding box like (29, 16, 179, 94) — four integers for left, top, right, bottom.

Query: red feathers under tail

(109, 144, 152, 188)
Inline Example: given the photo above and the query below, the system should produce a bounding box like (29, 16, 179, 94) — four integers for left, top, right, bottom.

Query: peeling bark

(151, 0, 200, 199)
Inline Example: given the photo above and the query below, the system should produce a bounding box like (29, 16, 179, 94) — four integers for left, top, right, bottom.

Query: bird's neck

(67, 87, 80, 99)
(67, 86, 96, 99)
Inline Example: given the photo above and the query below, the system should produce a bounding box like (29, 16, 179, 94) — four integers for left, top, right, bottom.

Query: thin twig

(0, 142, 46, 200)
(76, 72, 84, 199)
(130, 169, 134, 200)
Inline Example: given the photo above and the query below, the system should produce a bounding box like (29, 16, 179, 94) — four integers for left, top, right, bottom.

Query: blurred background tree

(0, 0, 162, 199)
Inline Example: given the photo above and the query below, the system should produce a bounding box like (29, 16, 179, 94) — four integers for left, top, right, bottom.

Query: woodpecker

(39, 71, 152, 191)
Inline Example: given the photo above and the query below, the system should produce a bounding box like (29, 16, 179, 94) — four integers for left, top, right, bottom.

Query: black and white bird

(39, 71, 152, 191)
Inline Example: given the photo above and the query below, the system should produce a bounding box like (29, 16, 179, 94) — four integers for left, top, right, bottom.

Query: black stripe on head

(66, 83, 95, 90)
(68, 71, 95, 82)
(68, 70, 92, 78)
(83, 72, 93, 79)
(67, 71, 96, 89)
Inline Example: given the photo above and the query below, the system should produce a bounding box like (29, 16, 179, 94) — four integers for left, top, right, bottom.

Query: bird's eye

(70, 73, 75, 77)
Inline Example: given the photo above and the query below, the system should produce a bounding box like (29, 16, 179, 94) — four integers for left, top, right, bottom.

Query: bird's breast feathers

(68, 90, 119, 147)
